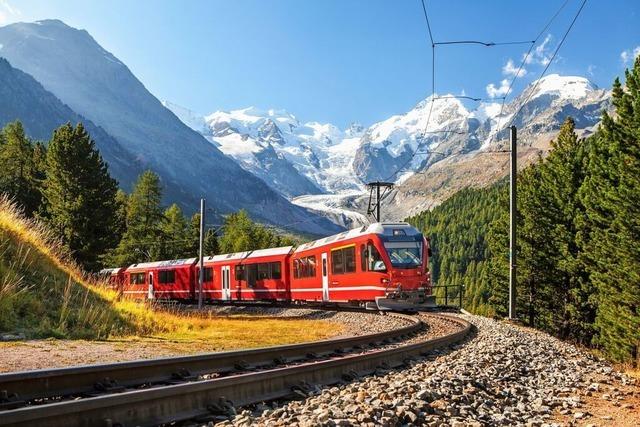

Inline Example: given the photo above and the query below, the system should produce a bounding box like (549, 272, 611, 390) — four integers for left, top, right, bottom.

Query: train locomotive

(100, 222, 434, 310)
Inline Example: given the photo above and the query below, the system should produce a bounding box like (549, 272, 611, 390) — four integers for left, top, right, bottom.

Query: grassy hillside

(0, 196, 340, 344)
(0, 196, 162, 338)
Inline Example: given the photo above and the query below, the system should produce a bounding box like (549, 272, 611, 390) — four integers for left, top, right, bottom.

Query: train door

(321, 252, 329, 301)
(221, 266, 231, 301)
(148, 271, 155, 300)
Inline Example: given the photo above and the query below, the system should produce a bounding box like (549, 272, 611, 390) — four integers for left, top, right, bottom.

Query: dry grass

(0, 196, 340, 346)
(122, 314, 341, 350)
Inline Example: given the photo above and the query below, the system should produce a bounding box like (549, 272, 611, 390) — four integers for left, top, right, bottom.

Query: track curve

(0, 313, 471, 427)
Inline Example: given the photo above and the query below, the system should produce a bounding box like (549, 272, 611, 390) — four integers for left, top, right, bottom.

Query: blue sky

(1, 0, 638, 127)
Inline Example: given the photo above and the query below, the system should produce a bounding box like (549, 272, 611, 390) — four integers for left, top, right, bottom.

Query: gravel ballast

(220, 314, 638, 427)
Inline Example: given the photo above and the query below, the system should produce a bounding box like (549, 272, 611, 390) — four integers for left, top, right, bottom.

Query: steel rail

(0, 315, 471, 427)
(0, 313, 418, 404)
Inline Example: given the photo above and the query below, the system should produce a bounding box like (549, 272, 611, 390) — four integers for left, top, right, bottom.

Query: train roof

(293, 222, 420, 253)
(204, 246, 293, 263)
(126, 258, 197, 271)
(98, 267, 123, 275)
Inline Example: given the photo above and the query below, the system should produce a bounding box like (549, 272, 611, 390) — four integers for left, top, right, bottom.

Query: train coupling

(369, 289, 437, 311)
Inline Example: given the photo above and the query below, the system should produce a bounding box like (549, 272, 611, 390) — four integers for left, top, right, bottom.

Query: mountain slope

(0, 57, 142, 189)
(164, 104, 366, 197)
(164, 74, 610, 226)
(389, 75, 611, 219)
(0, 20, 340, 235)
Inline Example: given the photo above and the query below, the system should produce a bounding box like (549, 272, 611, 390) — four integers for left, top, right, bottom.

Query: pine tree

(203, 229, 219, 256)
(41, 123, 120, 270)
(538, 118, 593, 342)
(0, 121, 42, 215)
(110, 170, 165, 265)
(580, 57, 640, 366)
(219, 210, 257, 253)
(160, 203, 190, 259)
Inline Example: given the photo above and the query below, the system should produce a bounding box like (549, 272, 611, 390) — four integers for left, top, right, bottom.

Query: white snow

(292, 193, 368, 228)
(162, 73, 600, 226)
(193, 106, 365, 194)
(529, 74, 596, 101)
(470, 102, 502, 123)
(162, 101, 208, 134)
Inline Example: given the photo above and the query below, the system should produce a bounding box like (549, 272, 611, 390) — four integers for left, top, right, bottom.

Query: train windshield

(383, 241, 422, 269)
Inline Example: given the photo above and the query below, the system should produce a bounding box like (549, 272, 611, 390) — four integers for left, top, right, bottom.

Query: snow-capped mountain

(0, 20, 342, 235)
(165, 105, 366, 198)
(391, 74, 610, 219)
(354, 96, 483, 183)
(165, 73, 610, 225)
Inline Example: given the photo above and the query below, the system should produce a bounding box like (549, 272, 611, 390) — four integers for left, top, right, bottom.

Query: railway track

(0, 313, 471, 427)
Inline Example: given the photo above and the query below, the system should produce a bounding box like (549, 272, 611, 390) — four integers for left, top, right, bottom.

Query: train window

(361, 244, 367, 271)
(293, 259, 300, 279)
(158, 270, 175, 284)
(362, 243, 386, 272)
(331, 249, 344, 274)
(332, 246, 356, 275)
(344, 246, 356, 273)
(293, 257, 315, 278)
(235, 265, 245, 280)
(246, 264, 257, 288)
(307, 257, 316, 277)
(130, 272, 145, 284)
(204, 267, 213, 282)
(257, 263, 270, 280)
(271, 262, 282, 280)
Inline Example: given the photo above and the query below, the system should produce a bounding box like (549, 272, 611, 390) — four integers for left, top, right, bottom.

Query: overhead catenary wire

(433, 95, 491, 102)
(488, 0, 572, 146)
(414, 0, 582, 184)
(505, 0, 588, 130)
(382, 0, 436, 183)
(434, 40, 534, 47)
(381, 0, 556, 184)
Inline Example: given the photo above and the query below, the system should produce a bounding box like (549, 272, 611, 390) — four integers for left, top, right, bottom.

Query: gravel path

(221, 314, 638, 427)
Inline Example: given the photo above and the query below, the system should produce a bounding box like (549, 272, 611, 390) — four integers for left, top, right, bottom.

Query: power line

(506, 0, 588, 129)
(383, 0, 436, 183)
(434, 40, 534, 47)
(434, 95, 493, 102)
(488, 0, 572, 146)
(420, 0, 435, 45)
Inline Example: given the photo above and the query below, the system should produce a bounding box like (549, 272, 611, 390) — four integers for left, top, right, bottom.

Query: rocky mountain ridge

(167, 74, 610, 225)
(0, 19, 341, 235)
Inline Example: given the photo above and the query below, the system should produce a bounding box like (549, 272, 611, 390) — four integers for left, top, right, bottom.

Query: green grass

(0, 196, 341, 345)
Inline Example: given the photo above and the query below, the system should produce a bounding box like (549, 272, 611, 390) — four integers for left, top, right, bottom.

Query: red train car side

(112, 222, 432, 309)
(290, 223, 431, 308)
(202, 247, 292, 302)
(123, 258, 197, 300)
(98, 267, 125, 293)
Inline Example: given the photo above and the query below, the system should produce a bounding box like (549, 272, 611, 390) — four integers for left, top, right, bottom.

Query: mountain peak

(33, 19, 70, 27)
(527, 74, 598, 101)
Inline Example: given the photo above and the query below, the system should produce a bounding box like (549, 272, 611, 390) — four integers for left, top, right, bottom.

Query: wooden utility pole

(509, 126, 517, 320)
(198, 198, 205, 309)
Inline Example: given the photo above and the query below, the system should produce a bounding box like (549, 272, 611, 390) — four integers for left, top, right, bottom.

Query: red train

(103, 222, 433, 310)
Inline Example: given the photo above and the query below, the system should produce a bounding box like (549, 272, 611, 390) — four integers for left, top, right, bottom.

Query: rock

(0, 333, 25, 341)
(224, 313, 630, 427)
